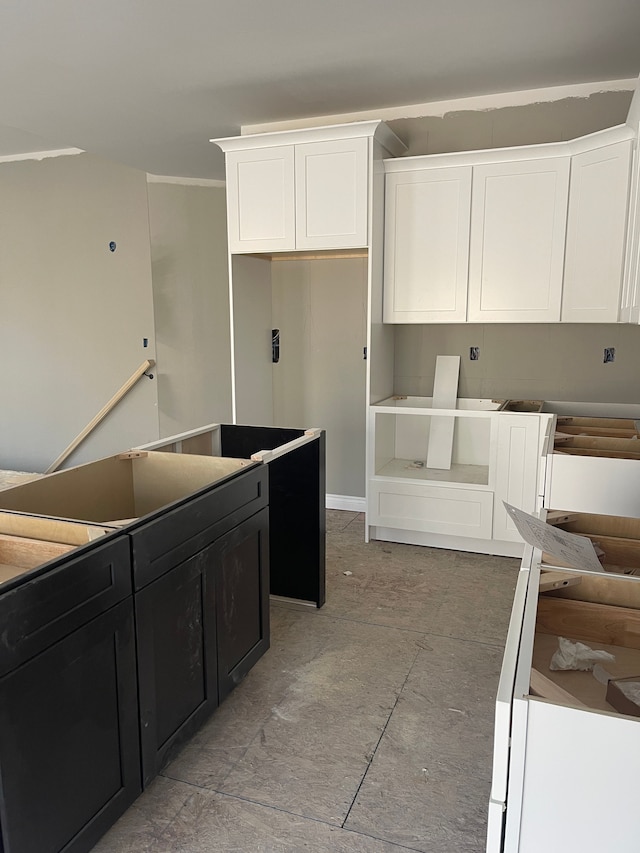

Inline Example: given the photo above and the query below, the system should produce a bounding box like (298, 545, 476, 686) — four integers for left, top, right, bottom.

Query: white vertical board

(426, 355, 460, 469)
(231, 256, 273, 425)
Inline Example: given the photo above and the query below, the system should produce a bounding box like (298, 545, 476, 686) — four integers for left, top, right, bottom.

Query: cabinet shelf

(373, 458, 490, 486)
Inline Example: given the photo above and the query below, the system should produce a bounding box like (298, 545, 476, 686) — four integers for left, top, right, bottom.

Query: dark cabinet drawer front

(0, 535, 131, 676)
(131, 465, 267, 589)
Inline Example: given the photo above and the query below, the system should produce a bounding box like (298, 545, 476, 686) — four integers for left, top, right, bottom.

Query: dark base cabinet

(0, 598, 140, 853)
(131, 466, 270, 785)
(0, 461, 272, 851)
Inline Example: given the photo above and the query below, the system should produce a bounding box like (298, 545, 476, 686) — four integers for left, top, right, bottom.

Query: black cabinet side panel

(0, 599, 140, 853)
(220, 427, 326, 607)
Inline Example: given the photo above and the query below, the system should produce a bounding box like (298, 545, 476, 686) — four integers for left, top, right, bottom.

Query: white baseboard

(326, 494, 366, 512)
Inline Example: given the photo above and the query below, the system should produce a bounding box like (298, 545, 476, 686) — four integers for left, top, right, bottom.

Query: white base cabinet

(541, 405, 640, 518)
(489, 551, 640, 853)
(367, 398, 549, 556)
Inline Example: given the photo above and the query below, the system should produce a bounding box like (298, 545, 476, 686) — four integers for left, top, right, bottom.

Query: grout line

(340, 645, 423, 830)
(269, 601, 506, 650)
(155, 780, 426, 853)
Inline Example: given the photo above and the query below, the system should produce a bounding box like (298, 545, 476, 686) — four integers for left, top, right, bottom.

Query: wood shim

(529, 668, 588, 708)
(426, 355, 460, 470)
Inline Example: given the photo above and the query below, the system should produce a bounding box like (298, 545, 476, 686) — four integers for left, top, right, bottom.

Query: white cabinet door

(295, 138, 369, 250)
(562, 140, 632, 322)
(383, 167, 472, 323)
(226, 146, 295, 253)
(468, 158, 570, 322)
(493, 415, 540, 543)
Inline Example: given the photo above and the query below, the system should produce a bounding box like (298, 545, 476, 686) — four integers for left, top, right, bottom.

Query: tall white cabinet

(212, 121, 405, 503)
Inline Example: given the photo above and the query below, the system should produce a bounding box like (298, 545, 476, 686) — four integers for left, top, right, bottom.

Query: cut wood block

(426, 355, 460, 470)
(536, 596, 640, 650)
(546, 510, 581, 526)
(529, 668, 588, 708)
(539, 570, 582, 592)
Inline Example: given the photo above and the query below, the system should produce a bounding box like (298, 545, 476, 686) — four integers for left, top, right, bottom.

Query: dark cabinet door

(136, 547, 219, 786)
(0, 598, 140, 853)
(216, 507, 270, 701)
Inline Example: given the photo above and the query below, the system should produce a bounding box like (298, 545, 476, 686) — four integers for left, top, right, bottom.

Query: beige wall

(272, 258, 368, 498)
(0, 152, 158, 473)
(147, 182, 232, 435)
(388, 91, 633, 156)
(394, 324, 640, 403)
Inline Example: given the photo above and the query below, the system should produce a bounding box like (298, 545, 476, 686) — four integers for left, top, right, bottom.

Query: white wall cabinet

(383, 126, 635, 324)
(213, 123, 405, 254)
(468, 157, 569, 322)
(383, 166, 471, 323)
(562, 138, 633, 322)
(225, 146, 296, 252)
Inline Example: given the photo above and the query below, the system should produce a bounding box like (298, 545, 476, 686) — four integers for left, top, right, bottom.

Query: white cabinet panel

(383, 167, 471, 323)
(295, 138, 368, 250)
(493, 415, 540, 543)
(562, 140, 632, 322)
(519, 701, 640, 853)
(226, 147, 295, 253)
(468, 158, 570, 322)
(369, 480, 493, 539)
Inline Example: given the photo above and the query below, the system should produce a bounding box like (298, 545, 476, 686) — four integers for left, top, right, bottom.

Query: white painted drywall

(147, 182, 233, 435)
(0, 152, 158, 472)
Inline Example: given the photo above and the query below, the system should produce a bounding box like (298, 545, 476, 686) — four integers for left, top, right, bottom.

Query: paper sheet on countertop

(503, 502, 604, 573)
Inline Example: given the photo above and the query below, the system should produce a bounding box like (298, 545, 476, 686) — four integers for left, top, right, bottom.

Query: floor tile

(91, 777, 193, 853)
(217, 611, 422, 823)
(149, 789, 418, 853)
(344, 636, 504, 852)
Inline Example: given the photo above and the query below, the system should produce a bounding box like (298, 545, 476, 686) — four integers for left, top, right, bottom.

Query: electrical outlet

(470, 347, 480, 361)
(603, 347, 615, 363)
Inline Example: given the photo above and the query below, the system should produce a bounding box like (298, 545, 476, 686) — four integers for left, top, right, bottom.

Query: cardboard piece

(606, 676, 640, 717)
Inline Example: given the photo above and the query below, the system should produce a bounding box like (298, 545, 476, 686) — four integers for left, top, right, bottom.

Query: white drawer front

(545, 453, 640, 518)
(369, 481, 493, 538)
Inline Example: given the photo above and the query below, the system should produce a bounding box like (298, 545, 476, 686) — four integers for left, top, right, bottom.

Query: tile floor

(93, 510, 519, 853)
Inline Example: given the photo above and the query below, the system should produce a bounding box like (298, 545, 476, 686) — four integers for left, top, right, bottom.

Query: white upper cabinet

(213, 122, 405, 254)
(295, 138, 369, 250)
(468, 156, 570, 323)
(383, 124, 636, 324)
(562, 137, 633, 323)
(226, 146, 296, 253)
(383, 166, 472, 323)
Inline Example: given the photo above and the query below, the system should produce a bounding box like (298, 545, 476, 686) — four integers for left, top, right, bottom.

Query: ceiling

(1, 0, 639, 180)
